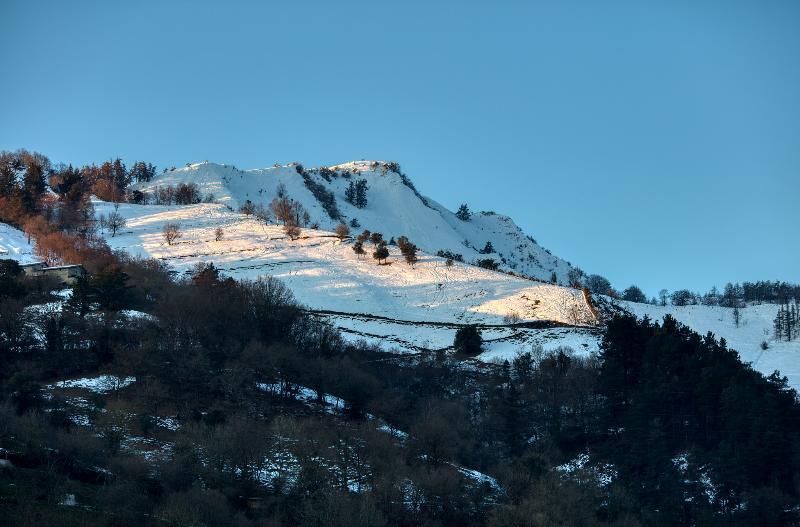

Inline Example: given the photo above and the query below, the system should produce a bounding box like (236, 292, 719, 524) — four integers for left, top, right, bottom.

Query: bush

(476, 258, 498, 271)
(436, 250, 463, 262)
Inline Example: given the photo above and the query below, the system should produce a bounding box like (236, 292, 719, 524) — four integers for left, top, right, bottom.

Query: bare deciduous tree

(284, 224, 301, 241)
(107, 211, 126, 237)
(334, 223, 350, 241)
(163, 222, 182, 245)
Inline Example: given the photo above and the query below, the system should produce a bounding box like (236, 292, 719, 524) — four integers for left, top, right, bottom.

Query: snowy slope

(133, 161, 574, 283)
(617, 300, 800, 390)
(0, 222, 39, 264)
(93, 199, 597, 357)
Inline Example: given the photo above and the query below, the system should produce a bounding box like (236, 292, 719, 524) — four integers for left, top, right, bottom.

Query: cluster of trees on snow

(267, 188, 310, 240)
(0, 150, 162, 239)
(396, 236, 418, 266)
(651, 281, 800, 308)
(774, 301, 799, 341)
(296, 164, 341, 220)
(344, 179, 368, 208)
(436, 249, 464, 263)
(571, 269, 800, 310)
(350, 230, 418, 266)
(141, 182, 210, 205)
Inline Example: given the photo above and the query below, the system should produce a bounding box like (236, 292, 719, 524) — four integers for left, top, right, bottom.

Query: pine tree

(453, 325, 483, 356)
(356, 230, 370, 244)
(355, 179, 368, 208)
(401, 241, 418, 266)
(456, 203, 471, 221)
(372, 242, 389, 265)
(345, 181, 356, 205)
(480, 241, 495, 254)
(352, 241, 365, 258)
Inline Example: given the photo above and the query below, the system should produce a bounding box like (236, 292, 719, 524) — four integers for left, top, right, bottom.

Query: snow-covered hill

(89, 199, 598, 358)
(133, 161, 574, 283)
(0, 222, 38, 264)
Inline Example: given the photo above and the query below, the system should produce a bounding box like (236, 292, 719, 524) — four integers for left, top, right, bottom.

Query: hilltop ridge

(132, 160, 575, 283)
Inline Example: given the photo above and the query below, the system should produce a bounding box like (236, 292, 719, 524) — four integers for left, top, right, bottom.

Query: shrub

(476, 258, 498, 271)
(284, 224, 301, 241)
(436, 250, 463, 262)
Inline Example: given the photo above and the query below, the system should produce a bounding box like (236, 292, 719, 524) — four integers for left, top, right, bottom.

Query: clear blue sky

(2, 0, 798, 296)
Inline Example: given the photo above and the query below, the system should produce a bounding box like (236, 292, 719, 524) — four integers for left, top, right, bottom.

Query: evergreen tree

(344, 181, 356, 205)
(92, 265, 131, 311)
(455, 203, 471, 221)
(480, 241, 495, 254)
(21, 155, 48, 212)
(372, 242, 389, 265)
(356, 229, 371, 244)
(453, 325, 483, 356)
(352, 241, 365, 259)
(401, 241, 418, 266)
(354, 179, 368, 208)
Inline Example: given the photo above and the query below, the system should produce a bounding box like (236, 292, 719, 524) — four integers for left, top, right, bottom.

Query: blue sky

(1, 0, 798, 296)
